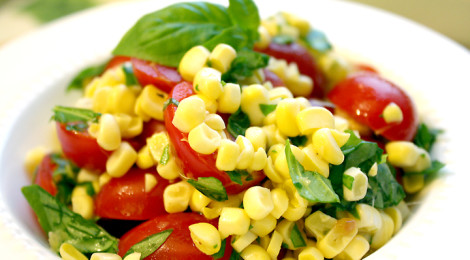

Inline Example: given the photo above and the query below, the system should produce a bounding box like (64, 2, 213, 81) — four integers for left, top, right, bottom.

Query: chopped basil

(160, 145, 170, 165)
(227, 108, 250, 137)
(259, 103, 277, 116)
(302, 29, 332, 54)
(50, 154, 80, 205)
(211, 238, 227, 259)
(222, 49, 269, 83)
(163, 98, 180, 111)
(65, 122, 89, 132)
(226, 170, 252, 185)
(187, 177, 228, 202)
(229, 250, 242, 260)
(413, 123, 443, 152)
(66, 62, 106, 92)
(288, 135, 308, 147)
(342, 174, 354, 190)
(22, 185, 118, 254)
(285, 140, 340, 203)
(122, 62, 140, 86)
(51, 106, 101, 124)
(124, 229, 173, 259)
(290, 223, 306, 248)
(404, 160, 445, 176)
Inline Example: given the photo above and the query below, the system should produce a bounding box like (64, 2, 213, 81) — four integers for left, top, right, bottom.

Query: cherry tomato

(105, 56, 131, 70)
(131, 58, 182, 93)
(328, 72, 418, 141)
(95, 167, 170, 220)
(256, 42, 326, 98)
(118, 213, 232, 260)
(55, 123, 110, 172)
(164, 82, 265, 194)
(34, 154, 57, 196)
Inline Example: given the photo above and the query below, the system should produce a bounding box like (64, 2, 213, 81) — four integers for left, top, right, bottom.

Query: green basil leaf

(163, 98, 180, 111)
(124, 229, 173, 258)
(187, 177, 228, 202)
(259, 103, 277, 116)
(212, 238, 227, 259)
(51, 106, 101, 124)
(226, 170, 251, 185)
(342, 174, 354, 190)
(227, 108, 250, 137)
(227, 0, 260, 43)
(404, 160, 445, 176)
(413, 123, 443, 152)
(122, 62, 140, 86)
(160, 145, 170, 165)
(229, 250, 242, 260)
(290, 223, 306, 248)
(22, 185, 118, 254)
(303, 29, 332, 54)
(65, 122, 88, 132)
(67, 62, 106, 92)
(222, 49, 269, 83)
(285, 140, 340, 203)
(288, 135, 308, 147)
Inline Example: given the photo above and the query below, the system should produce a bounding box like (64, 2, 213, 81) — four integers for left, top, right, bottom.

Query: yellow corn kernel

(353, 204, 383, 233)
(317, 218, 358, 259)
(304, 210, 337, 241)
(144, 173, 157, 192)
(270, 188, 289, 219)
(201, 114, 224, 132)
(77, 168, 99, 183)
(312, 128, 344, 165)
(403, 174, 425, 194)
(134, 95, 151, 122)
(281, 12, 311, 36)
(71, 189, 94, 220)
(157, 156, 181, 180)
(249, 148, 268, 171)
(216, 139, 240, 171)
(268, 144, 284, 162)
(250, 214, 277, 237)
(239, 68, 265, 86)
(403, 148, 431, 172)
(189, 222, 222, 255)
(240, 84, 269, 126)
(298, 247, 324, 260)
(163, 181, 193, 213)
(368, 162, 378, 177)
(136, 145, 155, 169)
(240, 244, 270, 260)
(259, 235, 271, 250)
(114, 114, 134, 137)
(232, 231, 258, 252)
(217, 82, 241, 114)
(382, 102, 403, 124)
(100, 66, 126, 87)
(396, 200, 410, 220)
(276, 98, 301, 137)
(106, 142, 137, 178)
(218, 207, 250, 239)
(282, 181, 308, 221)
(179, 45, 211, 81)
(264, 156, 284, 184)
(266, 231, 283, 259)
(330, 129, 350, 148)
(209, 43, 237, 73)
(147, 132, 169, 163)
(255, 25, 271, 49)
(334, 235, 370, 260)
(385, 141, 420, 168)
(275, 219, 305, 250)
(110, 84, 136, 115)
(371, 212, 394, 249)
(289, 74, 313, 97)
(139, 85, 168, 120)
(193, 67, 223, 100)
(245, 126, 267, 151)
(202, 195, 241, 219)
(188, 123, 221, 154)
(195, 93, 218, 114)
(99, 173, 112, 187)
(59, 243, 88, 260)
(334, 116, 349, 132)
(274, 144, 304, 179)
(236, 136, 255, 169)
(268, 86, 293, 101)
(84, 78, 100, 98)
(302, 145, 330, 178)
(90, 253, 122, 260)
(123, 253, 140, 260)
(268, 58, 288, 81)
(384, 207, 403, 235)
(342, 167, 368, 202)
(261, 18, 279, 36)
(92, 86, 112, 113)
(243, 186, 274, 220)
(296, 107, 334, 135)
(24, 146, 48, 176)
(97, 114, 121, 151)
(172, 95, 206, 133)
(263, 111, 276, 126)
(125, 116, 143, 138)
(262, 125, 276, 148)
(190, 189, 211, 212)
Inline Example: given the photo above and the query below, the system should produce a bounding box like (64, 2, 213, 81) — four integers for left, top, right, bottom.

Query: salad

(21, 0, 444, 259)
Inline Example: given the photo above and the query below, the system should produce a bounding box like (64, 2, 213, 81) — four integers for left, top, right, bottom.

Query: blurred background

(0, 0, 469, 49)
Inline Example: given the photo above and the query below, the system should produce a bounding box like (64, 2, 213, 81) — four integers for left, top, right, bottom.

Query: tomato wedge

(131, 58, 182, 93)
(164, 82, 265, 194)
(95, 167, 170, 220)
(118, 213, 232, 260)
(34, 154, 57, 196)
(328, 72, 418, 141)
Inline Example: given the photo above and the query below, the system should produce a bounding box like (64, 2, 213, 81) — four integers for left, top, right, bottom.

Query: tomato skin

(56, 123, 110, 172)
(328, 73, 418, 141)
(34, 154, 57, 196)
(105, 56, 131, 70)
(95, 167, 170, 220)
(131, 58, 182, 93)
(256, 42, 326, 98)
(164, 82, 265, 194)
(118, 213, 232, 260)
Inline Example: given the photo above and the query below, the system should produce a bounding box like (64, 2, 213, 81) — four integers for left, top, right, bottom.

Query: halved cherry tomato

(328, 72, 418, 141)
(34, 154, 57, 196)
(256, 42, 326, 98)
(131, 58, 182, 93)
(164, 82, 265, 194)
(95, 167, 170, 220)
(105, 56, 131, 70)
(56, 123, 110, 172)
(118, 213, 232, 260)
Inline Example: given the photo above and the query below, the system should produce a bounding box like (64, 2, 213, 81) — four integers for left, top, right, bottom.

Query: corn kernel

(255, 26, 272, 49)
(334, 116, 349, 132)
(296, 107, 334, 135)
(298, 247, 324, 260)
(368, 162, 378, 177)
(353, 204, 383, 233)
(232, 231, 258, 252)
(92, 86, 112, 113)
(209, 43, 237, 73)
(123, 253, 140, 260)
(97, 114, 121, 151)
(114, 114, 143, 138)
(268, 86, 293, 101)
(188, 123, 221, 154)
(216, 139, 241, 171)
(24, 146, 48, 176)
(330, 129, 350, 148)
(317, 218, 358, 259)
(139, 85, 168, 120)
(266, 231, 283, 259)
(190, 189, 211, 212)
(71, 191, 94, 220)
(157, 156, 182, 180)
(99, 173, 112, 187)
(110, 84, 136, 115)
(134, 95, 151, 122)
(312, 128, 344, 165)
(403, 174, 424, 194)
(59, 243, 88, 260)
(282, 181, 308, 221)
(106, 142, 137, 178)
(240, 244, 270, 260)
(90, 253, 122, 260)
(147, 132, 169, 163)
(382, 102, 403, 124)
(193, 67, 223, 100)
(384, 207, 403, 235)
(403, 148, 431, 172)
(179, 45, 210, 81)
(264, 156, 284, 184)
(195, 93, 218, 114)
(371, 212, 394, 249)
(202, 195, 241, 219)
(144, 173, 157, 192)
(218, 83, 241, 114)
(276, 98, 301, 137)
(245, 126, 267, 151)
(218, 207, 250, 239)
(163, 181, 193, 213)
(236, 136, 255, 169)
(335, 235, 370, 260)
(295, 97, 312, 110)
(302, 145, 330, 178)
(243, 186, 274, 220)
(385, 141, 420, 168)
(189, 222, 222, 255)
(241, 84, 269, 126)
(275, 219, 305, 250)
(268, 58, 288, 81)
(136, 145, 155, 169)
(274, 144, 304, 179)
(343, 167, 368, 202)
(281, 12, 311, 36)
(304, 210, 337, 241)
(249, 148, 268, 171)
(396, 200, 410, 220)
(250, 214, 277, 237)
(289, 74, 313, 97)
(270, 188, 289, 219)
(172, 95, 206, 133)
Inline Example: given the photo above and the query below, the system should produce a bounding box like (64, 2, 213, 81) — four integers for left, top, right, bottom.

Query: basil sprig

(187, 177, 228, 201)
(227, 108, 250, 137)
(52, 106, 101, 124)
(124, 229, 173, 259)
(66, 62, 106, 92)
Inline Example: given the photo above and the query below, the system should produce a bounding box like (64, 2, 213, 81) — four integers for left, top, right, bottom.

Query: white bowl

(0, 0, 469, 259)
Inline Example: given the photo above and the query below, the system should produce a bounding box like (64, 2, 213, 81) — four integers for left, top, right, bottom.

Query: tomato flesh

(131, 58, 182, 93)
(118, 212, 232, 259)
(328, 72, 418, 141)
(34, 154, 57, 196)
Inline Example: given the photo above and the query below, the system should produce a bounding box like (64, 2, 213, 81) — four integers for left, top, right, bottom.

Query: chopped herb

(187, 177, 228, 202)
(50, 154, 80, 205)
(413, 123, 443, 152)
(51, 106, 101, 124)
(211, 238, 227, 259)
(122, 62, 140, 86)
(163, 98, 180, 111)
(195, 84, 200, 92)
(302, 29, 332, 54)
(66, 62, 106, 92)
(343, 174, 354, 190)
(160, 145, 170, 165)
(229, 249, 242, 260)
(259, 103, 277, 116)
(222, 49, 269, 83)
(290, 223, 307, 248)
(404, 160, 445, 176)
(77, 182, 96, 197)
(227, 108, 251, 137)
(65, 122, 88, 132)
(288, 135, 308, 147)
(226, 170, 252, 185)
(124, 229, 172, 258)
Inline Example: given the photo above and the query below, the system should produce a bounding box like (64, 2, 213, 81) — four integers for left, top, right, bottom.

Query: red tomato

(55, 123, 110, 172)
(131, 58, 182, 93)
(164, 82, 265, 194)
(256, 42, 326, 98)
(95, 167, 170, 220)
(118, 213, 232, 260)
(105, 56, 131, 70)
(34, 154, 57, 196)
(328, 73, 418, 141)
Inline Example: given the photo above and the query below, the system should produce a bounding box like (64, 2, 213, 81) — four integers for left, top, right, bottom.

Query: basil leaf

(160, 145, 170, 165)
(163, 98, 180, 111)
(65, 122, 88, 132)
(303, 29, 332, 54)
(222, 49, 269, 83)
(22, 185, 118, 254)
(229, 250, 242, 260)
(413, 123, 442, 152)
(124, 229, 173, 258)
(227, 108, 250, 137)
(122, 62, 139, 86)
(212, 238, 227, 259)
(290, 223, 306, 248)
(259, 103, 277, 116)
(285, 141, 340, 203)
(50, 154, 80, 205)
(404, 160, 445, 176)
(288, 135, 308, 147)
(187, 177, 228, 202)
(67, 62, 106, 92)
(227, 0, 260, 43)
(226, 170, 251, 185)
(343, 174, 354, 190)
(52, 106, 101, 124)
